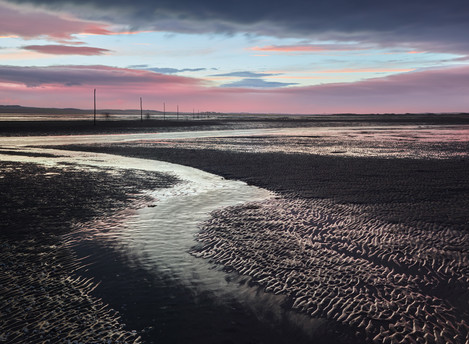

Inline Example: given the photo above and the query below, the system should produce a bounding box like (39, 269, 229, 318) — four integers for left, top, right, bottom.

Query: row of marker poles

(93, 90, 192, 123)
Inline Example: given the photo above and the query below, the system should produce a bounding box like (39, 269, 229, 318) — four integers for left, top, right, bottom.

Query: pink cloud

(22, 45, 111, 55)
(0, 64, 468, 114)
(266, 65, 469, 113)
(0, 2, 111, 40)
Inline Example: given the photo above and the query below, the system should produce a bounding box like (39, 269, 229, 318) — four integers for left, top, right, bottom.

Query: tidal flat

(1, 115, 469, 343)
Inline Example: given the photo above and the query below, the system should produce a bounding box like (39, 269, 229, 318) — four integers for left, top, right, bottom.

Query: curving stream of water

(0, 133, 326, 343)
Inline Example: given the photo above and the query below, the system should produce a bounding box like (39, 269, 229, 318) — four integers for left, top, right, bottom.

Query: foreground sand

(0, 161, 177, 343)
(60, 136, 469, 343)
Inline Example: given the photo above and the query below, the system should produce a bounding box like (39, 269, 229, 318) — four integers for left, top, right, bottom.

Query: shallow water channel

(0, 134, 326, 343)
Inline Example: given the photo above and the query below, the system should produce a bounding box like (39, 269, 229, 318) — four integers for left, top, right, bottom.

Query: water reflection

(0, 124, 468, 147)
(1, 145, 328, 342)
(129, 125, 469, 159)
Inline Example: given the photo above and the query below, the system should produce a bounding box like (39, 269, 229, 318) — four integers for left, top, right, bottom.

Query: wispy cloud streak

(23, 45, 111, 55)
(250, 44, 365, 53)
(211, 71, 279, 77)
(220, 78, 297, 88)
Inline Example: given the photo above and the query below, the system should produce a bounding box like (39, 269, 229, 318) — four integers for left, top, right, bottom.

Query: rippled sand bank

(193, 198, 469, 343)
(0, 161, 177, 343)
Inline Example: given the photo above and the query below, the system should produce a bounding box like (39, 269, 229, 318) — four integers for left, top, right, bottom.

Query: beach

(1, 114, 469, 343)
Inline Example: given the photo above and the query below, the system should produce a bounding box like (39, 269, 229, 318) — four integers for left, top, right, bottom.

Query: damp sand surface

(0, 160, 177, 343)
(59, 124, 469, 343)
(2, 118, 469, 343)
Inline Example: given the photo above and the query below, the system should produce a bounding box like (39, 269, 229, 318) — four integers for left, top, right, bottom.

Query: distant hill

(0, 105, 90, 114)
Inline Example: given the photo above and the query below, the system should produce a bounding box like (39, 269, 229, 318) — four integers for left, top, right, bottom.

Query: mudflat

(2, 114, 469, 343)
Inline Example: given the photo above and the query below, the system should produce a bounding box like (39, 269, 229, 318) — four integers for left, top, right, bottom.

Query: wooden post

(177, 105, 179, 120)
(93, 88, 96, 125)
(163, 102, 165, 120)
(140, 97, 143, 122)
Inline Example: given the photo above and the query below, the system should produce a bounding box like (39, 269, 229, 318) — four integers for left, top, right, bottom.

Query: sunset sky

(1, 0, 468, 114)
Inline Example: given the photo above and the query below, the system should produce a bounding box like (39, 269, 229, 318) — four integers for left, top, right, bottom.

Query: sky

(0, 0, 468, 114)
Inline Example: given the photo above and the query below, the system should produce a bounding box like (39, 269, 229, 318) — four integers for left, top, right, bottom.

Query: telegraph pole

(93, 88, 96, 125)
(140, 97, 143, 121)
(163, 102, 166, 120)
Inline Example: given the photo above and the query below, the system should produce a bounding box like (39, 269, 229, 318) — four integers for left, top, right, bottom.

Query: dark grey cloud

(0, 1, 111, 39)
(221, 78, 297, 88)
(212, 71, 279, 77)
(5, 0, 469, 53)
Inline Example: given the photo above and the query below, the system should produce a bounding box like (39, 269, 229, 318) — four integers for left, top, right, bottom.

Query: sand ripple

(0, 237, 141, 343)
(192, 197, 469, 343)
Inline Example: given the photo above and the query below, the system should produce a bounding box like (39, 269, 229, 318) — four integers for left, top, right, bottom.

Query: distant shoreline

(1, 112, 469, 137)
(1, 104, 469, 117)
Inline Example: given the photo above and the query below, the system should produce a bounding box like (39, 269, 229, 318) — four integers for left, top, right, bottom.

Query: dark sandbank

(0, 119, 224, 137)
(1, 112, 469, 136)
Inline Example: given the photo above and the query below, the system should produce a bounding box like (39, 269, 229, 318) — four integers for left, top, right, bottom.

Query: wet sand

(0, 160, 177, 343)
(58, 131, 469, 343)
(2, 115, 469, 343)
